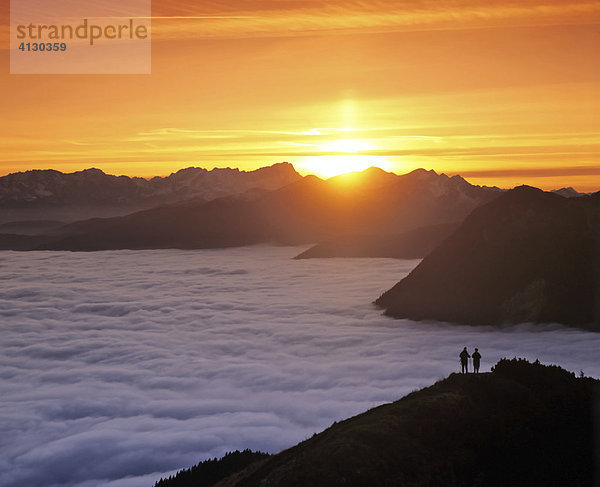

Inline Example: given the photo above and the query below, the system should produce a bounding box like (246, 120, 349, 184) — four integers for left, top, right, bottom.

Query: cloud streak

(147, 0, 600, 40)
(1, 247, 599, 487)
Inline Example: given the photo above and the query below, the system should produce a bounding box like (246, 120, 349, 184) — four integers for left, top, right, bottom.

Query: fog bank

(1, 247, 598, 487)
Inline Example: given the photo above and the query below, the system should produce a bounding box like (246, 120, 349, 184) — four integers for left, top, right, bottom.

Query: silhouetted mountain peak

(474, 185, 563, 220)
(301, 174, 324, 184)
(407, 168, 438, 177)
(449, 173, 468, 184)
(76, 168, 106, 176)
(327, 166, 396, 189)
(171, 166, 209, 176)
(376, 186, 600, 329)
(258, 161, 297, 173)
(364, 165, 385, 173)
(511, 184, 544, 193)
(551, 186, 587, 198)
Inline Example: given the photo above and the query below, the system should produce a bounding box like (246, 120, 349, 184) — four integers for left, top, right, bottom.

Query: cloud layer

(1, 247, 598, 487)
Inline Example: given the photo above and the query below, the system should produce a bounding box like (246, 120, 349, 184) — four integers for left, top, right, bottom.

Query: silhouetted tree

(154, 449, 270, 487)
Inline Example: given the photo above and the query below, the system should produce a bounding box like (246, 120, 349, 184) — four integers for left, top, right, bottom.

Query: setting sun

(297, 155, 390, 179)
(295, 138, 390, 178)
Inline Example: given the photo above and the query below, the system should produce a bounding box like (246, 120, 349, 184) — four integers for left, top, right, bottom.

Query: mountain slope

(28, 167, 499, 251)
(293, 222, 459, 259)
(375, 186, 600, 330)
(158, 359, 597, 487)
(0, 163, 301, 224)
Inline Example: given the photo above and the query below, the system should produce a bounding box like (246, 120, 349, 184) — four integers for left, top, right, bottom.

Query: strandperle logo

(10, 0, 151, 74)
(15, 18, 149, 46)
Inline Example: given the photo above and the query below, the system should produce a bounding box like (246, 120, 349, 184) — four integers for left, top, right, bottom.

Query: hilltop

(155, 359, 598, 487)
(376, 186, 600, 330)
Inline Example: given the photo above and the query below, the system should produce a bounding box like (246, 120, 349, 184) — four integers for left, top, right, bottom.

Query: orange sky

(1, 0, 599, 191)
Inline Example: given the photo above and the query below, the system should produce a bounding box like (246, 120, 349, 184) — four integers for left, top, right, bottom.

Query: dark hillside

(376, 186, 600, 330)
(294, 222, 458, 259)
(156, 360, 598, 487)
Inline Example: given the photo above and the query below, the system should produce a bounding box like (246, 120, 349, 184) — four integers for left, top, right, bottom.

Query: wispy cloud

(455, 165, 600, 178)
(131, 127, 337, 141)
(147, 1, 600, 40)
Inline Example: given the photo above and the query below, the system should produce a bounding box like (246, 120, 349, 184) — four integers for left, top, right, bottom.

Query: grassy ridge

(156, 359, 597, 487)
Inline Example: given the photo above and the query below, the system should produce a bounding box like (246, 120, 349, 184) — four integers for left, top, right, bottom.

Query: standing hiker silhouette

(472, 348, 482, 373)
(459, 347, 470, 373)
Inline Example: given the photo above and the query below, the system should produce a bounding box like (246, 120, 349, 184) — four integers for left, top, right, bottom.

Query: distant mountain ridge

(376, 186, 600, 330)
(0, 163, 301, 224)
(293, 222, 459, 259)
(551, 186, 590, 198)
(16, 166, 502, 251)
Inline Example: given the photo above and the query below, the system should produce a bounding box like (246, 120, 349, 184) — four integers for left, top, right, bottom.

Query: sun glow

(294, 137, 390, 178)
(297, 154, 390, 178)
(322, 138, 370, 154)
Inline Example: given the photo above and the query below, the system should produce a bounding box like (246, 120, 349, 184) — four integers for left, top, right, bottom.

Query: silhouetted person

(472, 348, 481, 373)
(459, 347, 470, 373)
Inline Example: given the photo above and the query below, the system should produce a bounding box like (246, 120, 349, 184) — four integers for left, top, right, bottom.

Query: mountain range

(0, 162, 302, 226)
(375, 185, 600, 330)
(0, 166, 500, 251)
(155, 359, 598, 487)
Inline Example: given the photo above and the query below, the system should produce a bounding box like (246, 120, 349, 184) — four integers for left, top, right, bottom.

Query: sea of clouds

(1, 246, 599, 487)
